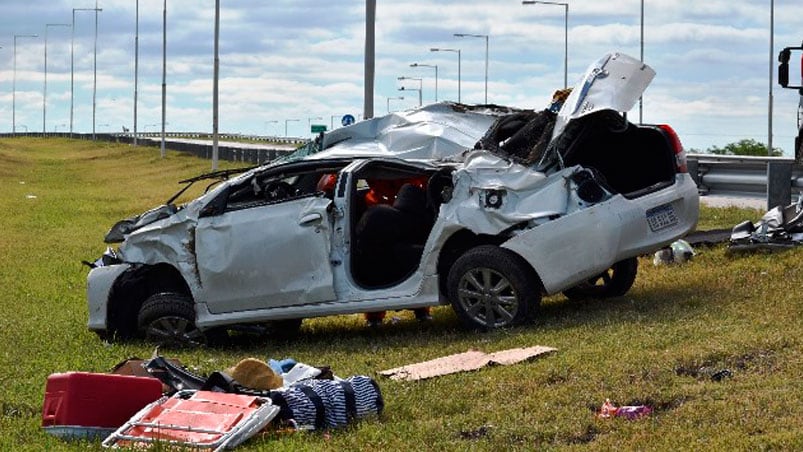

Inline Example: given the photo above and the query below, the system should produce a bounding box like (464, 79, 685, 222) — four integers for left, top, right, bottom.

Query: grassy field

(1, 138, 800, 451)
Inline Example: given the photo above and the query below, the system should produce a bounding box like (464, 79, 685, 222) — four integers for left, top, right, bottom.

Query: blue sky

(1, 0, 802, 154)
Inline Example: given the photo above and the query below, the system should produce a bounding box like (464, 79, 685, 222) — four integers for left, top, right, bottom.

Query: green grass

(1, 137, 801, 451)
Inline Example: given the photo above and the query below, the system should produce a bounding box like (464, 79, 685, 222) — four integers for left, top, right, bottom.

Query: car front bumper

(87, 263, 131, 332)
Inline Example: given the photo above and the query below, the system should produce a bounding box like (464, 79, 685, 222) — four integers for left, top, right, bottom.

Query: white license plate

(646, 203, 678, 232)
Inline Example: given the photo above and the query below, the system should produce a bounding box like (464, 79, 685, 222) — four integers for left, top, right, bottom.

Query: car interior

(348, 163, 444, 288)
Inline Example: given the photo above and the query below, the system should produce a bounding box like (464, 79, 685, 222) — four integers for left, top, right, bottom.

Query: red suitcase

(42, 372, 163, 439)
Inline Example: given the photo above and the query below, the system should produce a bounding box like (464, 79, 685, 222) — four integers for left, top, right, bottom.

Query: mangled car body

(87, 53, 699, 345)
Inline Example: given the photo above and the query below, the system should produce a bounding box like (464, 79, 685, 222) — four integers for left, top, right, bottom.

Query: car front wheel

(137, 292, 223, 347)
(562, 257, 638, 300)
(447, 245, 541, 330)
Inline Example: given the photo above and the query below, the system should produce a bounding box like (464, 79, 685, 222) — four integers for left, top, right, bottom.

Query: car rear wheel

(447, 245, 541, 330)
(562, 257, 638, 300)
(137, 292, 224, 347)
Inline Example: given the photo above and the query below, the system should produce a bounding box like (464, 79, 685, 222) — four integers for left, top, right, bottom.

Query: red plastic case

(42, 372, 163, 438)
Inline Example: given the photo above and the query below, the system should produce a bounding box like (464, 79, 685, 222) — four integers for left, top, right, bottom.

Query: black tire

(447, 245, 542, 330)
(137, 292, 222, 347)
(562, 257, 638, 300)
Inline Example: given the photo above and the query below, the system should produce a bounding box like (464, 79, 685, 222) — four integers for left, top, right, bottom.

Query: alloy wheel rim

(457, 267, 519, 327)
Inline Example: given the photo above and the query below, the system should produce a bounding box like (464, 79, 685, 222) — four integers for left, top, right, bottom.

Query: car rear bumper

(503, 173, 699, 294)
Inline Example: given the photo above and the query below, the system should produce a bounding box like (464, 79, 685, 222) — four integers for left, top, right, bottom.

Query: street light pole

(410, 63, 438, 102)
(364, 0, 376, 120)
(13, 33, 38, 137)
(212, 0, 220, 170)
(308, 116, 322, 133)
(161, 0, 167, 158)
(134, 0, 139, 145)
(454, 33, 489, 104)
(522, 1, 569, 89)
(92, 1, 100, 141)
(430, 48, 461, 103)
(285, 119, 299, 137)
(387, 96, 403, 113)
(265, 120, 278, 135)
(44, 24, 70, 136)
(768, 0, 774, 155)
(398, 77, 423, 106)
(71, 7, 101, 137)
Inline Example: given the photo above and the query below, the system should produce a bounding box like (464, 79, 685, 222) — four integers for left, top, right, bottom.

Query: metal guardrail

(687, 153, 801, 210)
(3, 132, 798, 209)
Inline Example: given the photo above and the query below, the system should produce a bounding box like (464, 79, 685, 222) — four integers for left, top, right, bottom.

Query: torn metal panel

(729, 200, 803, 252)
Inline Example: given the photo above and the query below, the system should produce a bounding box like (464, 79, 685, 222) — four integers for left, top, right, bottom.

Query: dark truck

(778, 41, 803, 162)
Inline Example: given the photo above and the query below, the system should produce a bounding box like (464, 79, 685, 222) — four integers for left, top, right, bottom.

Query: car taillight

(658, 124, 687, 173)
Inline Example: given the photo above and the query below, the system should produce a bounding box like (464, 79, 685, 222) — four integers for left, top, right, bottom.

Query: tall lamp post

(430, 48, 461, 103)
(285, 119, 299, 137)
(265, 120, 278, 136)
(212, 0, 220, 169)
(134, 0, 139, 145)
(387, 96, 404, 113)
(160, 0, 167, 158)
(522, 1, 568, 89)
(13, 33, 38, 136)
(768, 0, 774, 154)
(453, 33, 489, 104)
(410, 63, 438, 102)
(70, 7, 101, 137)
(398, 76, 423, 106)
(308, 116, 322, 133)
(44, 23, 70, 136)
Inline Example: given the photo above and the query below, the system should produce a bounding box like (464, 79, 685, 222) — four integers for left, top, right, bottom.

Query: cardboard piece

(378, 345, 557, 381)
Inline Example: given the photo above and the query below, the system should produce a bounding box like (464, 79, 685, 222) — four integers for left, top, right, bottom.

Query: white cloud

(0, 0, 800, 151)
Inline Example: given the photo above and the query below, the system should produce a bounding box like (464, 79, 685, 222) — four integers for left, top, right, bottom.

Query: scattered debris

(42, 372, 163, 440)
(103, 390, 279, 451)
(43, 354, 384, 448)
(729, 199, 803, 252)
(596, 399, 652, 420)
(652, 239, 694, 265)
(710, 369, 733, 381)
(459, 424, 493, 440)
(683, 228, 731, 247)
(378, 345, 557, 381)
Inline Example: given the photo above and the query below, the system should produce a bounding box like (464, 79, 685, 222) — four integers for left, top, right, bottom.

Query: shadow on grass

(208, 280, 721, 356)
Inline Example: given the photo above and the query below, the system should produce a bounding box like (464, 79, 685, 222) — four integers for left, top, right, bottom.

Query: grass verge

(0, 138, 799, 451)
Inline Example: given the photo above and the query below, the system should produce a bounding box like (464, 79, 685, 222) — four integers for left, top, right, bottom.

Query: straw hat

(227, 358, 284, 390)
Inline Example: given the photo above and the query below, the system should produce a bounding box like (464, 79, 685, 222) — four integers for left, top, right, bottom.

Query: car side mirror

(778, 49, 790, 88)
(778, 44, 803, 90)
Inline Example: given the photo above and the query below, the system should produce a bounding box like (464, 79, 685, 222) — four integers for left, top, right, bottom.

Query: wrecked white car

(86, 53, 699, 345)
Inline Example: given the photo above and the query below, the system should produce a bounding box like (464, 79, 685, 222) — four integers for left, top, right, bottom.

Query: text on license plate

(646, 203, 678, 232)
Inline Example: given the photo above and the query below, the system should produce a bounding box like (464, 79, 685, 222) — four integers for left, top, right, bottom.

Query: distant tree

(705, 139, 783, 156)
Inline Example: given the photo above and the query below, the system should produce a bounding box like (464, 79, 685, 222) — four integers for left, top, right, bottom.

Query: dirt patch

(1, 401, 39, 419)
(458, 424, 492, 441)
(675, 348, 779, 380)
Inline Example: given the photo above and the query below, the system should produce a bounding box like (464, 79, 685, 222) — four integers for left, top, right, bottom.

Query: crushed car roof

(312, 103, 523, 161)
